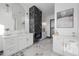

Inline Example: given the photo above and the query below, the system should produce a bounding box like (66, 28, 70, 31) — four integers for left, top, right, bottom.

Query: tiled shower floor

(13, 38, 58, 56)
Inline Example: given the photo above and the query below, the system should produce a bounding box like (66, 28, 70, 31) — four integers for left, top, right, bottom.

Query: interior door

(50, 19, 55, 37)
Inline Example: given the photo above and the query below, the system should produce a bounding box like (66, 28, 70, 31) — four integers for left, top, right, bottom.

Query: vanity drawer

(3, 38, 17, 49)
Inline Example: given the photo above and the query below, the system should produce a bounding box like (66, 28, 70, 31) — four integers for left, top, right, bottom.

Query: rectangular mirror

(57, 8, 74, 28)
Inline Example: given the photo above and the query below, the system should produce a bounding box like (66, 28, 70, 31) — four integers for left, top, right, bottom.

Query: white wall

(0, 4, 26, 32)
(76, 4, 79, 34)
(25, 13, 29, 33)
(11, 4, 25, 31)
(0, 11, 14, 32)
(55, 3, 79, 35)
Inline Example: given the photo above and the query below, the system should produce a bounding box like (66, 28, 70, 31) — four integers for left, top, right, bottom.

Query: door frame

(50, 19, 54, 38)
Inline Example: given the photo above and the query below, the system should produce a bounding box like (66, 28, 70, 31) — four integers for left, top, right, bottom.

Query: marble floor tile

(12, 38, 59, 56)
(23, 38, 58, 56)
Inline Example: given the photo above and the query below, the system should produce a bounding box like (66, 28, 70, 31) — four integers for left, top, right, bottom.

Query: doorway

(50, 19, 55, 38)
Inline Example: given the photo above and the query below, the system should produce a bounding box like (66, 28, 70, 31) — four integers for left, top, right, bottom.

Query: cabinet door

(27, 34, 33, 47)
(3, 38, 17, 49)
(64, 36, 79, 56)
(53, 36, 64, 55)
(4, 45, 18, 56)
(18, 37, 27, 50)
(3, 37, 18, 56)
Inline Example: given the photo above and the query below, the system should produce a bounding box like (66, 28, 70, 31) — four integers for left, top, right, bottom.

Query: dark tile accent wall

(29, 6, 42, 43)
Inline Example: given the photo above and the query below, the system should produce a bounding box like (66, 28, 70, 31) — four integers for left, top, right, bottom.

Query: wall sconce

(26, 12, 28, 15)
(5, 4, 10, 12)
(5, 4, 9, 7)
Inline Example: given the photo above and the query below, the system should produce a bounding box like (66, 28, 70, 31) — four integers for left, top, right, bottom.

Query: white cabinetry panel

(3, 32, 33, 56)
(53, 35, 79, 56)
(53, 36, 64, 55)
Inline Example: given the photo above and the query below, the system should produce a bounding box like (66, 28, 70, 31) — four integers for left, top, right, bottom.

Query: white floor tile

(13, 38, 58, 56)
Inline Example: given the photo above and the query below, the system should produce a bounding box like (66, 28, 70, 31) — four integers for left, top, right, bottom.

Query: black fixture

(0, 50, 3, 55)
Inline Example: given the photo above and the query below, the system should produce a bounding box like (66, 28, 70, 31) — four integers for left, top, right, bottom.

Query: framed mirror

(57, 8, 74, 28)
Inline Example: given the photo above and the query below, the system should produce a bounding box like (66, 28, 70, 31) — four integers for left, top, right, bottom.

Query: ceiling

(0, 3, 54, 18)
(0, 3, 55, 22)
(21, 3, 55, 17)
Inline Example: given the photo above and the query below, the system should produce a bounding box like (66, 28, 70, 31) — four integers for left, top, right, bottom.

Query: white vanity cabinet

(18, 34, 27, 51)
(3, 32, 33, 56)
(53, 35, 64, 55)
(3, 35, 18, 56)
(18, 33, 33, 51)
(53, 35, 79, 56)
(26, 34, 33, 47)
(63, 36, 78, 56)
